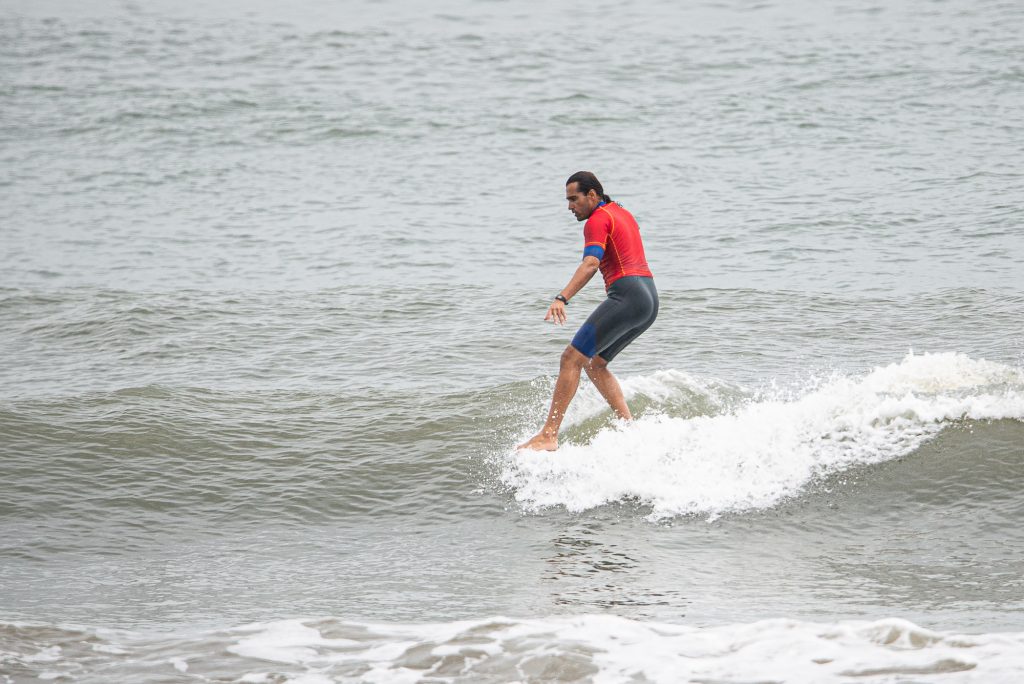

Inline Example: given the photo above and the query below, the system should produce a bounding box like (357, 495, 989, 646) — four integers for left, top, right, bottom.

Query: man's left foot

(517, 433, 558, 451)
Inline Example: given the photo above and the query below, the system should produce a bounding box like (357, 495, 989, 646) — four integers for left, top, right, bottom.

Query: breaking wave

(502, 352, 1024, 519)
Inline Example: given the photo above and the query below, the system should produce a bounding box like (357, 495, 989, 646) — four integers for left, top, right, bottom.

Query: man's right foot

(516, 433, 558, 451)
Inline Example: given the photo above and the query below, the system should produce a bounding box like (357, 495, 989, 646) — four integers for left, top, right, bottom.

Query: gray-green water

(2, 0, 1024, 681)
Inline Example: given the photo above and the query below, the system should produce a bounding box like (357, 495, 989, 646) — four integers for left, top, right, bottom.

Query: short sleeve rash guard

(582, 202, 653, 288)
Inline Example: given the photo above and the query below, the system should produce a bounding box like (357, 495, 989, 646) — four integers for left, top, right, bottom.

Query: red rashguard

(582, 202, 653, 289)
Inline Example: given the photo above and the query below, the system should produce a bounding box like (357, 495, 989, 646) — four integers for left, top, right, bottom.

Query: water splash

(502, 352, 1024, 519)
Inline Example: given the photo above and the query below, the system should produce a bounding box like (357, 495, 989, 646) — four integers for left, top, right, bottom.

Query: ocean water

(2, 0, 1024, 681)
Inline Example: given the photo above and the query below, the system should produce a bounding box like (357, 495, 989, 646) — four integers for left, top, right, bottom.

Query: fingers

(545, 303, 567, 325)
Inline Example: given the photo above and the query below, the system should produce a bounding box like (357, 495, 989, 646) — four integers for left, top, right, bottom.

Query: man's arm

(545, 255, 600, 325)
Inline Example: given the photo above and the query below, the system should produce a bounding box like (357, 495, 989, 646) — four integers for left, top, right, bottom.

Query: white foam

(21, 645, 62, 663)
(92, 643, 128, 655)
(220, 614, 1024, 684)
(557, 368, 742, 426)
(503, 352, 1024, 519)
(287, 675, 335, 684)
(228, 620, 358, 665)
(238, 675, 271, 684)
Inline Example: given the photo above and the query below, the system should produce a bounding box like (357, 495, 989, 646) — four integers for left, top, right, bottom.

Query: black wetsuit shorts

(570, 276, 658, 362)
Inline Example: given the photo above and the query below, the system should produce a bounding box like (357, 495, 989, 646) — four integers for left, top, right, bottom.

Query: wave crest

(502, 352, 1024, 519)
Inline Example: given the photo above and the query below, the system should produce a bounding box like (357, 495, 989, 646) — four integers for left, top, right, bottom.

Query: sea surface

(2, 0, 1024, 682)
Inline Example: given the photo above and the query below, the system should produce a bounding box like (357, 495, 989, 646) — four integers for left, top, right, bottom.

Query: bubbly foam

(504, 352, 1024, 519)
(229, 620, 360, 664)
(225, 614, 1024, 684)
(561, 368, 745, 424)
(5, 614, 1024, 683)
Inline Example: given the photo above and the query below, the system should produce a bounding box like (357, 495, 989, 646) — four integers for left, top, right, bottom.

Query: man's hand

(544, 257, 597, 326)
(545, 299, 567, 325)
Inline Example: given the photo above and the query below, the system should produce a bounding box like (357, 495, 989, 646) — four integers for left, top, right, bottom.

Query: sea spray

(502, 352, 1024, 519)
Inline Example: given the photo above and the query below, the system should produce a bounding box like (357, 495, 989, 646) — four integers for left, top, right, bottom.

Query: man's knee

(589, 354, 610, 372)
(560, 345, 589, 369)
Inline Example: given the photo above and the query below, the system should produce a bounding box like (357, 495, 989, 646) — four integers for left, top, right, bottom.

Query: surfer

(518, 172, 658, 451)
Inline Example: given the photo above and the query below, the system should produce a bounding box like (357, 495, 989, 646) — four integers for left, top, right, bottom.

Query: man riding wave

(518, 172, 658, 451)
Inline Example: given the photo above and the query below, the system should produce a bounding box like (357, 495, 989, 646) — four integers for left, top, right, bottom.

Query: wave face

(3, 615, 1024, 684)
(502, 352, 1024, 519)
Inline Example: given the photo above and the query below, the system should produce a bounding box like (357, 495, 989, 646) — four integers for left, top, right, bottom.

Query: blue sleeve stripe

(583, 245, 605, 260)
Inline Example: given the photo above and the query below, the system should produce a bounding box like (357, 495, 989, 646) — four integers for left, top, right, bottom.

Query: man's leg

(517, 345, 589, 451)
(584, 355, 632, 421)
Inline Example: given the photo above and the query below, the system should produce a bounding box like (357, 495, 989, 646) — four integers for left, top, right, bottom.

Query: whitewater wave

(4, 615, 1024, 683)
(502, 352, 1024, 520)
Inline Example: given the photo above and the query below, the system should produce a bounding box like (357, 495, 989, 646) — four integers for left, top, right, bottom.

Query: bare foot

(517, 433, 558, 451)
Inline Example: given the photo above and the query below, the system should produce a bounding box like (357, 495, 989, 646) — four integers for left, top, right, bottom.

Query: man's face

(566, 182, 601, 222)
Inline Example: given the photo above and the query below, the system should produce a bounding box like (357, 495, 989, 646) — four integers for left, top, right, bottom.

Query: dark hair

(566, 171, 611, 203)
